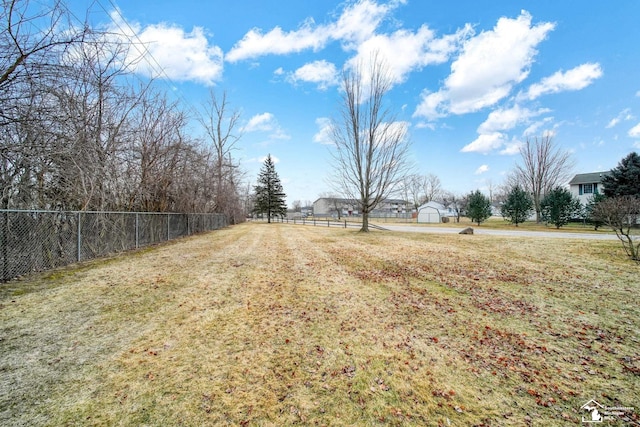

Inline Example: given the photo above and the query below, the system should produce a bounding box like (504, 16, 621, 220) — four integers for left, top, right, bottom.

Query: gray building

(312, 197, 408, 217)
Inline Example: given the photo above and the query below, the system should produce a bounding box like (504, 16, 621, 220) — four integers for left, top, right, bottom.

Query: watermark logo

(581, 400, 604, 423)
(580, 399, 636, 424)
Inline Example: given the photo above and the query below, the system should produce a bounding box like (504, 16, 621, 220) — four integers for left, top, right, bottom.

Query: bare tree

(399, 174, 424, 211)
(126, 90, 192, 212)
(440, 191, 466, 223)
(54, 36, 144, 211)
(1, 0, 88, 209)
(486, 179, 495, 203)
(329, 53, 412, 232)
(1, 0, 87, 126)
(422, 173, 443, 204)
(0, 1, 246, 218)
(593, 196, 640, 261)
(514, 136, 575, 222)
(198, 90, 244, 222)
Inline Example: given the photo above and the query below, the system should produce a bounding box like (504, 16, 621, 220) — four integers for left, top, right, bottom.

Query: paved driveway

(382, 224, 620, 240)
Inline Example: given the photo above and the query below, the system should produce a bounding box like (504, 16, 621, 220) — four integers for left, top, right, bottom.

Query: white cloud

(244, 112, 276, 132)
(107, 9, 223, 85)
(500, 140, 524, 155)
(227, 0, 469, 94)
(226, 0, 395, 62)
(606, 118, 620, 129)
(329, 0, 396, 50)
(415, 121, 436, 130)
(414, 10, 554, 120)
(226, 22, 328, 63)
(475, 164, 490, 174)
(413, 90, 448, 120)
(629, 122, 640, 138)
(313, 118, 334, 145)
(345, 24, 471, 86)
(478, 105, 550, 134)
(244, 112, 290, 139)
(461, 132, 506, 153)
(289, 60, 339, 89)
(524, 63, 602, 100)
(606, 108, 633, 128)
(523, 117, 554, 136)
(462, 105, 550, 154)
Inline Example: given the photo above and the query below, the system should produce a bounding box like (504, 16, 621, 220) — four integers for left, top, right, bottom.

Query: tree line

(1, 0, 248, 223)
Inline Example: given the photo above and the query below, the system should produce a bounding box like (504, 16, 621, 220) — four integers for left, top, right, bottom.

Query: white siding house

(417, 201, 455, 223)
(569, 172, 609, 205)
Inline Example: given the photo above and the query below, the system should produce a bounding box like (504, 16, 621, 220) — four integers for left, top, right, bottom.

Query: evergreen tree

(602, 152, 640, 197)
(467, 190, 492, 225)
(585, 192, 607, 230)
(540, 186, 582, 229)
(253, 155, 287, 223)
(501, 186, 533, 227)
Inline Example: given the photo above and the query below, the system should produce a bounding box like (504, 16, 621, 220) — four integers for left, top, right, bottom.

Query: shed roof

(568, 171, 610, 185)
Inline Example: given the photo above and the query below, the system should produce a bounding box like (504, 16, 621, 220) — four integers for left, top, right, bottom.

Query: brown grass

(366, 215, 625, 233)
(0, 223, 638, 426)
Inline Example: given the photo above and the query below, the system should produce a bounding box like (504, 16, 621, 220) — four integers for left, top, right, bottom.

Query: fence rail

(255, 217, 388, 231)
(0, 210, 227, 282)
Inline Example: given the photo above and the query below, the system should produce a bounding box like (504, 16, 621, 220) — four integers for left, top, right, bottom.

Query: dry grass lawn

(1, 222, 638, 426)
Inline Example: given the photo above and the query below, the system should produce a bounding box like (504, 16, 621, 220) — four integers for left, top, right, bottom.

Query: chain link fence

(0, 210, 228, 282)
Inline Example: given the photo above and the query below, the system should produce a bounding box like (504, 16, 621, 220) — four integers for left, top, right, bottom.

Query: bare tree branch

(329, 52, 412, 232)
(514, 136, 575, 222)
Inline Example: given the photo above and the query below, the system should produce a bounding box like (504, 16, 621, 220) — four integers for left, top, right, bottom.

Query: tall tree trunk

(360, 210, 369, 232)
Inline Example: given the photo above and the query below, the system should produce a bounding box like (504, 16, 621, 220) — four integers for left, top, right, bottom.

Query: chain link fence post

(1, 210, 7, 282)
(77, 211, 82, 262)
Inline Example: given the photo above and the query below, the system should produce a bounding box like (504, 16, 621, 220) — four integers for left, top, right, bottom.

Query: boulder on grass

(459, 227, 474, 235)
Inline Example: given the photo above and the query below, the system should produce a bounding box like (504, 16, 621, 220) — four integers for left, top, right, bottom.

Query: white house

(569, 171, 609, 205)
(417, 201, 456, 223)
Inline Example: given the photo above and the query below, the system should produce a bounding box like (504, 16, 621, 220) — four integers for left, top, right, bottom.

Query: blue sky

(70, 0, 640, 206)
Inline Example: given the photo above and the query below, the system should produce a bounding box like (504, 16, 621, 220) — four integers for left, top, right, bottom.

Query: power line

(67, 0, 207, 119)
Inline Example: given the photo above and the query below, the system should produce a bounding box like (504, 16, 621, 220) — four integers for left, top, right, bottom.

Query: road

(381, 224, 620, 240)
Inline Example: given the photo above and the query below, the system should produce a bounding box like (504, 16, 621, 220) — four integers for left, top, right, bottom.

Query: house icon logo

(581, 399, 604, 423)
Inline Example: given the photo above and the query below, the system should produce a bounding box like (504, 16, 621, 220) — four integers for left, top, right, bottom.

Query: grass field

(350, 215, 620, 233)
(1, 222, 638, 426)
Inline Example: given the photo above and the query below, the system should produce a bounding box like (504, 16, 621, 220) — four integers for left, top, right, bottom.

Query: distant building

(313, 198, 358, 217)
(569, 171, 610, 205)
(417, 201, 456, 223)
(312, 197, 408, 217)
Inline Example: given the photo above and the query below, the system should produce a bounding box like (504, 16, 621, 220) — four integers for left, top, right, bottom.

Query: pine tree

(466, 190, 492, 225)
(585, 192, 606, 230)
(602, 152, 640, 197)
(501, 186, 533, 227)
(253, 154, 287, 223)
(540, 186, 582, 229)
